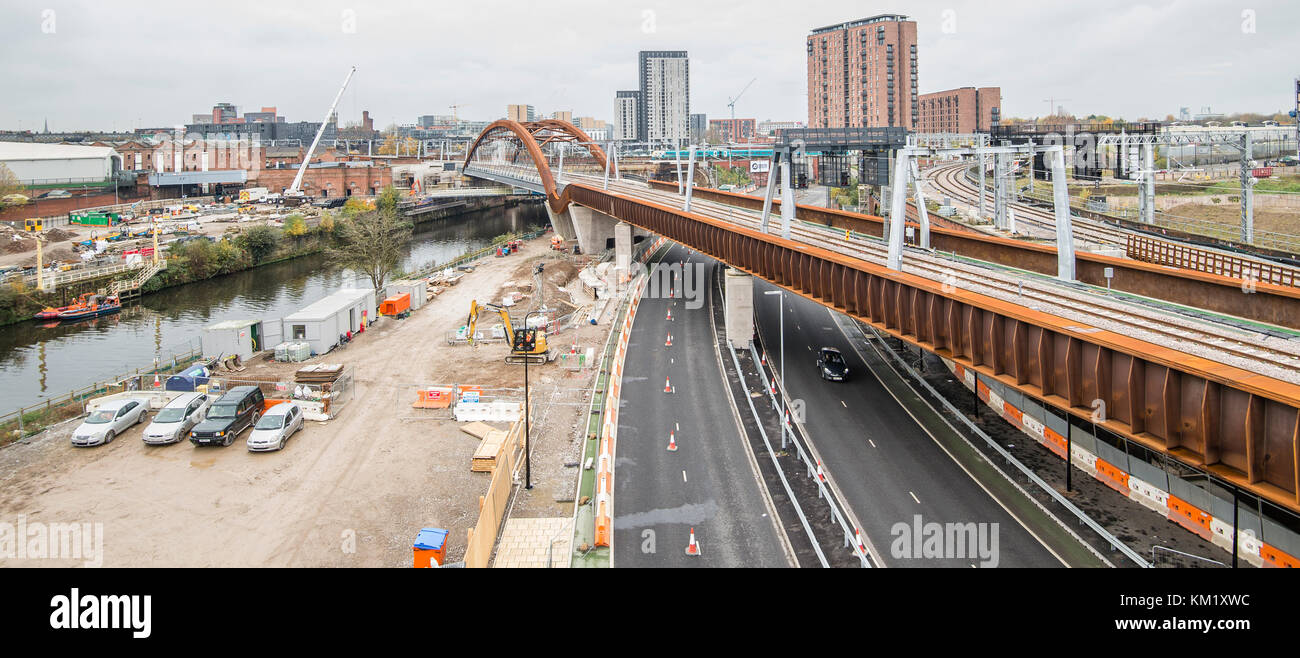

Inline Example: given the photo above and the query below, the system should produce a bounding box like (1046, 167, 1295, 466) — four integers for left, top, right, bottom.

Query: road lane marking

(682, 470, 688, 483)
(841, 400, 847, 408)
(868, 439, 876, 448)
(909, 491, 920, 504)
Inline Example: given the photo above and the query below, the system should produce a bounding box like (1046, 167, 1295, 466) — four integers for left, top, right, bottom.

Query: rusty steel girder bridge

(461, 120, 1300, 543)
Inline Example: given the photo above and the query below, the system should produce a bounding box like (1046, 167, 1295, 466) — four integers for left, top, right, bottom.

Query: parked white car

(246, 402, 304, 452)
(142, 392, 211, 445)
(71, 399, 149, 447)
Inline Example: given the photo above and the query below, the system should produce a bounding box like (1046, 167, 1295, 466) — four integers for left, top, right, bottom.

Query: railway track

(926, 162, 1129, 247)
(560, 171, 1300, 382)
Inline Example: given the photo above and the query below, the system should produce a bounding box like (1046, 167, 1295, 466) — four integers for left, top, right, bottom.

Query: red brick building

(916, 87, 1002, 133)
(807, 14, 918, 129)
(708, 118, 756, 143)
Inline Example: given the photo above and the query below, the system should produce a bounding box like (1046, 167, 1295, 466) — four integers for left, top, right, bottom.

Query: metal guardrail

(1127, 233, 1300, 287)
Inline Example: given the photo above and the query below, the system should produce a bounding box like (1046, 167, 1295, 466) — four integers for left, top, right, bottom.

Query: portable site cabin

(281, 288, 376, 356)
(202, 319, 281, 362)
(385, 279, 426, 310)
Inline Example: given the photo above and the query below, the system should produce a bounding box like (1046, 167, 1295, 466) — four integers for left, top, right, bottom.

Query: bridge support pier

(570, 204, 620, 256)
(724, 268, 754, 349)
(545, 204, 577, 243)
(615, 222, 632, 285)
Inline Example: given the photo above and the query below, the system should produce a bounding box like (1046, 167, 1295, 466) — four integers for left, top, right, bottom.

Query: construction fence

(463, 417, 526, 568)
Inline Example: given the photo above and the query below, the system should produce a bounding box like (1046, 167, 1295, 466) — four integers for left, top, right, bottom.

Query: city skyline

(0, 0, 1295, 131)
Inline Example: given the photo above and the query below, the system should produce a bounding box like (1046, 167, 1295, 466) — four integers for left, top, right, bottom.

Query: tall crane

(287, 66, 356, 201)
(449, 104, 464, 122)
(724, 77, 757, 169)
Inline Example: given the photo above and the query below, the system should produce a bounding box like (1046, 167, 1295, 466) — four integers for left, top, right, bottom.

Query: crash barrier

(464, 418, 526, 568)
(454, 400, 525, 423)
(1127, 233, 1300, 288)
(413, 387, 454, 409)
(591, 268, 652, 548)
(946, 358, 1300, 568)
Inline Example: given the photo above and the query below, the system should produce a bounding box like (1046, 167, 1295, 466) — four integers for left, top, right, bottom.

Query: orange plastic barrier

(1261, 542, 1300, 568)
(1167, 495, 1213, 540)
(1094, 458, 1131, 495)
(1042, 427, 1068, 460)
(413, 387, 453, 409)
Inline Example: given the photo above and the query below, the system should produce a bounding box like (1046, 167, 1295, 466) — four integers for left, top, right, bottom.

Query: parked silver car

(246, 402, 304, 452)
(71, 399, 149, 447)
(142, 392, 211, 445)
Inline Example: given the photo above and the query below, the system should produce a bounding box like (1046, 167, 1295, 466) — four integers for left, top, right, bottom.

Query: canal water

(0, 202, 547, 411)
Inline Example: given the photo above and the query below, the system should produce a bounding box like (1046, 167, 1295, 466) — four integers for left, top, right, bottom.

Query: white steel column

(1141, 142, 1155, 224)
(684, 145, 698, 213)
(602, 142, 612, 190)
(909, 159, 931, 249)
(978, 147, 987, 220)
(1240, 133, 1254, 243)
(760, 152, 779, 233)
(1050, 146, 1076, 281)
(779, 159, 796, 239)
(887, 149, 910, 270)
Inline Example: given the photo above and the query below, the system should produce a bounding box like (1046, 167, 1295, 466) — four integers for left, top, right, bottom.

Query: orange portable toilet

(413, 527, 449, 567)
(380, 293, 411, 317)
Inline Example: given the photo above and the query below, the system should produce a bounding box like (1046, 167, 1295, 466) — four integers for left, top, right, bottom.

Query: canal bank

(0, 201, 548, 412)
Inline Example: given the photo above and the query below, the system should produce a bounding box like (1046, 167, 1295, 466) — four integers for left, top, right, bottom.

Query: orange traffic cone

(666, 309, 673, 321)
(664, 377, 673, 394)
(667, 430, 678, 452)
(855, 528, 866, 554)
(760, 353, 766, 366)
(665, 333, 673, 347)
(685, 528, 701, 556)
(152, 374, 160, 388)
(816, 461, 827, 482)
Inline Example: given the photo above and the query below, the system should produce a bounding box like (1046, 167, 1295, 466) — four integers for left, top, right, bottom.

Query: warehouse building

(0, 142, 120, 184)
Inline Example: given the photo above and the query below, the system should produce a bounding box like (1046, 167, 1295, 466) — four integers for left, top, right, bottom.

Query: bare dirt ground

(0, 235, 613, 567)
(1162, 202, 1296, 238)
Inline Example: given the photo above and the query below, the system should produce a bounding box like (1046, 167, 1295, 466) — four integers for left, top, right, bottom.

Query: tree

(284, 213, 307, 237)
(329, 205, 411, 295)
(239, 225, 280, 264)
(0, 163, 25, 201)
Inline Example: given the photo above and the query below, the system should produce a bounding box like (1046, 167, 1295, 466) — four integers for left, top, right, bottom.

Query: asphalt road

(753, 281, 1064, 568)
(613, 245, 791, 567)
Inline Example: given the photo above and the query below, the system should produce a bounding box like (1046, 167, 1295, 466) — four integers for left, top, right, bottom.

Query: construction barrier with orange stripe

(943, 356, 1300, 568)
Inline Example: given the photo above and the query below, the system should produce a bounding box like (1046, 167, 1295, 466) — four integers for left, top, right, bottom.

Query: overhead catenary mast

(287, 66, 357, 199)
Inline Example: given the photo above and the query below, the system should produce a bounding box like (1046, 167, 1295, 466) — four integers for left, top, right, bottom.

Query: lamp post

(521, 310, 541, 490)
(763, 289, 787, 449)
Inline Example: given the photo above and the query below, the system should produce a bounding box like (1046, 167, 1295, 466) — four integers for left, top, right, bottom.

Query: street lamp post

(521, 310, 541, 490)
(764, 289, 786, 449)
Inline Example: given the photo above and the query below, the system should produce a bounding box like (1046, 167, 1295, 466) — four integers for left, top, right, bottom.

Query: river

(0, 202, 547, 411)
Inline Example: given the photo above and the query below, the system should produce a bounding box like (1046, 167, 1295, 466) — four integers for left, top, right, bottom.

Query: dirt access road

(0, 235, 608, 567)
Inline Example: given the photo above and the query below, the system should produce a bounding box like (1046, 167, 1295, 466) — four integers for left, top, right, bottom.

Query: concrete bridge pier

(545, 204, 578, 242)
(615, 222, 633, 285)
(724, 268, 754, 349)
(570, 204, 621, 256)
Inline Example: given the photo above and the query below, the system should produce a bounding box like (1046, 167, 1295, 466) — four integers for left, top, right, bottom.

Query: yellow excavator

(465, 300, 555, 364)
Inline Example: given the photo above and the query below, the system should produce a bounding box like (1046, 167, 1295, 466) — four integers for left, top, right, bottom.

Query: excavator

(465, 300, 555, 365)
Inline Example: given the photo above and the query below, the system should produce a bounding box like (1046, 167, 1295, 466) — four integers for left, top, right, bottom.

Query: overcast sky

(0, 0, 1295, 132)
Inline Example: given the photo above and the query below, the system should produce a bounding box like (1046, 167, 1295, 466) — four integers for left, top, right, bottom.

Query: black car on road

(190, 386, 265, 446)
(816, 347, 850, 382)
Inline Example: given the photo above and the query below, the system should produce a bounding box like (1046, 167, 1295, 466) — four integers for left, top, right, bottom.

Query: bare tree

(0, 163, 25, 201)
(328, 190, 411, 294)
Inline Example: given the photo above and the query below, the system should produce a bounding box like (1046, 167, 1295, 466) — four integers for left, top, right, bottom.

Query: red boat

(34, 293, 92, 320)
(57, 294, 121, 320)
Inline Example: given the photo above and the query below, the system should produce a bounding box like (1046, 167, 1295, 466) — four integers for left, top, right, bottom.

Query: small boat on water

(57, 294, 121, 320)
(34, 293, 93, 320)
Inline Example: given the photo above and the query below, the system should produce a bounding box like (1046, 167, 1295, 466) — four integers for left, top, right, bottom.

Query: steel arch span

(462, 119, 608, 212)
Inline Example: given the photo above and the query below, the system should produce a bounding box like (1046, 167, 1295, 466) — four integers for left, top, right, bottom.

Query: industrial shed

(385, 279, 427, 310)
(0, 142, 119, 184)
(280, 288, 376, 356)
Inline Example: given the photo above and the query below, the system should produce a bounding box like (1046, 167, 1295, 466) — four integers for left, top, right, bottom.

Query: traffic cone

(667, 430, 678, 452)
(816, 461, 827, 482)
(855, 528, 866, 554)
(665, 333, 673, 347)
(664, 377, 673, 393)
(666, 308, 673, 321)
(684, 528, 701, 556)
(760, 353, 766, 366)
(152, 374, 160, 388)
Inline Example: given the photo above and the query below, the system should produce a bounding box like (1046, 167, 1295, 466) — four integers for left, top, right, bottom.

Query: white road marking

(675, 422, 680, 431)
(909, 491, 921, 504)
(841, 400, 847, 408)
(868, 439, 877, 448)
(682, 470, 688, 483)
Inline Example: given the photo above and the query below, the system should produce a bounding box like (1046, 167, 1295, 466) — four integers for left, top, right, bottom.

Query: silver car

(142, 392, 210, 445)
(71, 399, 149, 447)
(246, 402, 304, 452)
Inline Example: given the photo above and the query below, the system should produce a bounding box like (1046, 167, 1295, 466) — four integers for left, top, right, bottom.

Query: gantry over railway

(461, 119, 1300, 554)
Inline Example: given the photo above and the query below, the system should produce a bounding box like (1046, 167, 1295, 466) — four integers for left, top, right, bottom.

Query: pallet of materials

(470, 430, 508, 472)
(295, 363, 344, 384)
